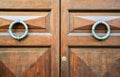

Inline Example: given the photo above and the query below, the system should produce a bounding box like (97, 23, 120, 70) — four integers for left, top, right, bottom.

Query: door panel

(0, 11, 51, 46)
(64, 0, 120, 10)
(61, 0, 120, 77)
(70, 48, 120, 77)
(0, 11, 50, 32)
(0, 47, 50, 77)
(0, 0, 59, 77)
(69, 12, 120, 33)
(0, 0, 51, 9)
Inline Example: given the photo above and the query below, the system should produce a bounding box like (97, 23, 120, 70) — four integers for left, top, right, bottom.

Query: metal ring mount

(9, 20, 28, 40)
(92, 21, 111, 41)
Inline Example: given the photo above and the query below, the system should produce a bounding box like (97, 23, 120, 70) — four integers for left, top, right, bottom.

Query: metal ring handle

(9, 20, 28, 40)
(92, 21, 111, 41)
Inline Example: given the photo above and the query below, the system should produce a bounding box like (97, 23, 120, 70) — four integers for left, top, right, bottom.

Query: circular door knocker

(9, 20, 28, 40)
(92, 21, 111, 41)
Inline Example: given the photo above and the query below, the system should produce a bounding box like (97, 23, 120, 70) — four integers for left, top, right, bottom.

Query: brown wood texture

(0, 47, 51, 77)
(61, 0, 120, 77)
(64, 0, 120, 10)
(70, 12, 120, 33)
(0, 0, 59, 77)
(0, 12, 50, 32)
(70, 48, 120, 77)
(0, 0, 51, 10)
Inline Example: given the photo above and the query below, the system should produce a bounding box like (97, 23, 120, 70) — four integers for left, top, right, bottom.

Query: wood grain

(70, 48, 120, 77)
(0, 47, 50, 77)
(61, 0, 120, 77)
(0, 0, 59, 77)
(0, 0, 51, 9)
(0, 12, 50, 32)
(70, 12, 120, 33)
(66, 0, 120, 10)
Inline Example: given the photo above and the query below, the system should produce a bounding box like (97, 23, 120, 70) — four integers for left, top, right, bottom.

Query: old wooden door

(61, 0, 120, 77)
(0, 0, 59, 77)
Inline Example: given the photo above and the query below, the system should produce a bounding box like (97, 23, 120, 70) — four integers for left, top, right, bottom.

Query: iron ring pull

(92, 21, 111, 41)
(8, 20, 28, 40)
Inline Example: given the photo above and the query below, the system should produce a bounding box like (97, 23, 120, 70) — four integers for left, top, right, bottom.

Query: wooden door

(0, 0, 59, 77)
(61, 0, 120, 77)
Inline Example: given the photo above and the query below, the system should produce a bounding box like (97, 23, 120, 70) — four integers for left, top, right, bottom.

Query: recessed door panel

(70, 47, 120, 77)
(0, 0, 51, 9)
(0, 47, 51, 77)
